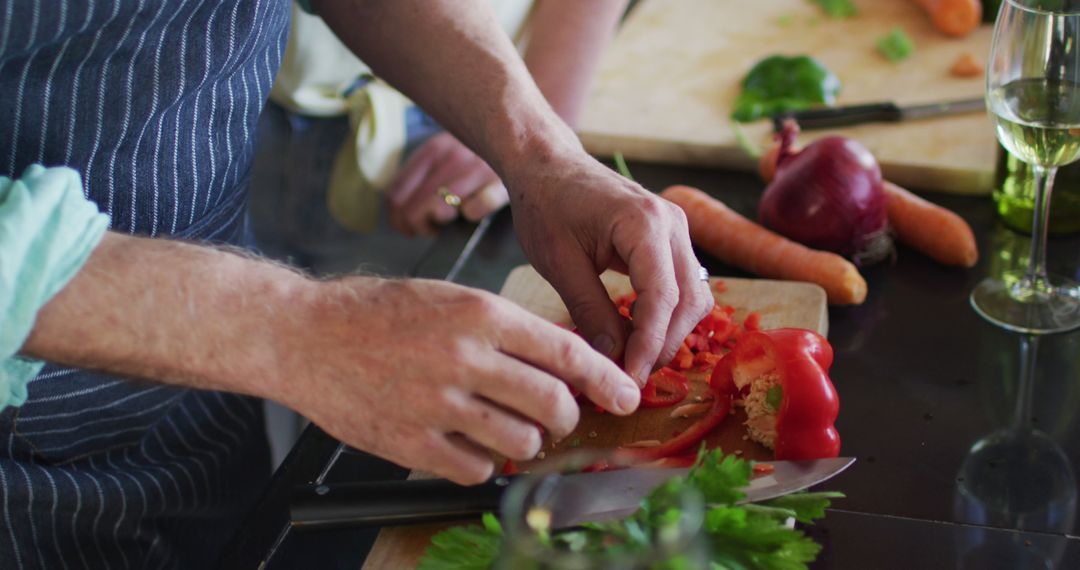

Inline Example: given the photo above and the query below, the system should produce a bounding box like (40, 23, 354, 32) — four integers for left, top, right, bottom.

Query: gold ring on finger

(437, 186, 462, 208)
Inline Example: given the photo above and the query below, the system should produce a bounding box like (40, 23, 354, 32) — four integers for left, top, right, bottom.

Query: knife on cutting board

(290, 456, 854, 531)
(773, 97, 985, 131)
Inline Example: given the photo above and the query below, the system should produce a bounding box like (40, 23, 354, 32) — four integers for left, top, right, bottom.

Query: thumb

(545, 255, 634, 382)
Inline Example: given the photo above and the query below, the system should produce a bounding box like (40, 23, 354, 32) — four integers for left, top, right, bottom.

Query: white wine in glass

(972, 0, 1080, 334)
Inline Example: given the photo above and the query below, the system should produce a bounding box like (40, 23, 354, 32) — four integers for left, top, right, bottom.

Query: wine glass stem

(1022, 165, 1057, 295)
(1011, 334, 1039, 431)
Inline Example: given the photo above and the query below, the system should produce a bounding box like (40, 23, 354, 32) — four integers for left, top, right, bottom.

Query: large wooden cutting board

(577, 0, 997, 194)
(361, 267, 827, 569)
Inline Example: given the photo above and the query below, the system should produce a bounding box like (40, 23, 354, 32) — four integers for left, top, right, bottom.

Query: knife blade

(289, 457, 854, 531)
(772, 97, 985, 131)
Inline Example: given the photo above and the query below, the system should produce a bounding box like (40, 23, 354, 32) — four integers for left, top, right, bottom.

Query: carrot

(912, 0, 982, 38)
(950, 53, 984, 78)
(661, 185, 867, 305)
(883, 181, 978, 267)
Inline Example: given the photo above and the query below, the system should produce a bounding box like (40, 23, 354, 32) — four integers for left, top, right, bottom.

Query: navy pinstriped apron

(0, 1, 290, 567)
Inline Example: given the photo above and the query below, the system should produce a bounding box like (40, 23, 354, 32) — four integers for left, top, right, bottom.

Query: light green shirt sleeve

(0, 165, 110, 409)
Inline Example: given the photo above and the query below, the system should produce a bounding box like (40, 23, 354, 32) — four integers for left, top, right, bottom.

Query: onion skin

(759, 122, 892, 266)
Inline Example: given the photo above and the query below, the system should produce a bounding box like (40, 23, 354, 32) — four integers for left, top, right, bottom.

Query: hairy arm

(313, 0, 578, 181)
(22, 232, 304, 399)
(383, 0, 627, 233)
(524, 0, 627, 127)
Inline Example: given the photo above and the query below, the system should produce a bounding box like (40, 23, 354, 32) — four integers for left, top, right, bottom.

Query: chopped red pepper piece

(753, 463, 776, 475)
(501, 458, 519, 475)
(711, 328, 840, 460)
(639, 367, 690, 408)
(743, 311, 762, 331)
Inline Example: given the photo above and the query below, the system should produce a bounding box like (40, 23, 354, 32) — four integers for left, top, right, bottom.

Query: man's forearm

(314, 0, 582, 183)
(524, 0, 628, 128)
(22, 232, 308, 399)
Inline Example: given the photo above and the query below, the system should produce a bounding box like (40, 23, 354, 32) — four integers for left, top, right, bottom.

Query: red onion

(759, 121, 892, 266)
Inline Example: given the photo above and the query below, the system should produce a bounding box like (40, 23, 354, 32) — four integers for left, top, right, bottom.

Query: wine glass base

(970, 274, 1080, 334)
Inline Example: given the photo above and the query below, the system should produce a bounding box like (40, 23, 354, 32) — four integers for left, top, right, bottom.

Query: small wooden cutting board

(361, 268, 828, 569)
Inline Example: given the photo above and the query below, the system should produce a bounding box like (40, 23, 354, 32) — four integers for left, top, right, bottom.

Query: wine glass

(972, 0, 1080, 333)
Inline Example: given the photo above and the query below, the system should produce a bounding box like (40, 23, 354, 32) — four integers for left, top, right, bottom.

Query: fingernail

(591, 334, 615, 356)
(616, 384, 640, 414)
(634, 367, 651, 388)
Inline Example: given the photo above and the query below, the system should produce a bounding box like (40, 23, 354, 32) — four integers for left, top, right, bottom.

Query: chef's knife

(772, 97, 985, 131)
(289, 456, 854, 531)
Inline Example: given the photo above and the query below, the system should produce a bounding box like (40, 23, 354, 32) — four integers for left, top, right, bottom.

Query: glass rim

(1005, 0, 1080, 16)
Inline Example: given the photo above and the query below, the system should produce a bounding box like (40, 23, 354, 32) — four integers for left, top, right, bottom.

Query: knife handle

(773, 102, 902, 131)
(290, 476, 514, 531)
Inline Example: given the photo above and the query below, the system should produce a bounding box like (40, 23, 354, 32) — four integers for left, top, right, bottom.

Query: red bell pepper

(710, 328, 840, 460)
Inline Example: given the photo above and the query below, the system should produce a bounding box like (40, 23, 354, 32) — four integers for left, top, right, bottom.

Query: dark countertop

(221, 161, 1080, 570)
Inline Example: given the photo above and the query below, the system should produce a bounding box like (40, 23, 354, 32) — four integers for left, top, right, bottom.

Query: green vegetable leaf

(767, 386, 784, 411)
(613, 151, 635, 181)
(706, 505, 823, 570)
(687, 448, 752, 504)
(418, 448, 842, 569)
(481, 512, 503, 535)
(877, 27, 915, 62)
(761, 491, 846, 524)
(810, 0, 857, 18)
(418, 521, 501, 570)
(731, 55, 841, 123)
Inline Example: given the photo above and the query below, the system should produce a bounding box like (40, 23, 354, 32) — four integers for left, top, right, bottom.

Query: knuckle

(469, 292, 504, 321)
(666, 201, 689, 225)
(565, 297, 606, 323)
(562, 403, 581, 435)
(555, 337, 586, 371)
(638, 327, 670, 357)
(654, 282, 681, 311)
(507, 428, 542, 460)
(637, 195, 666, 218)
(460, 462, 494, 486)
(412, 430, 445, 459)
(445, 340, 472, 367)
(535, 379, 569, 413)
(688, 287, 713, 317)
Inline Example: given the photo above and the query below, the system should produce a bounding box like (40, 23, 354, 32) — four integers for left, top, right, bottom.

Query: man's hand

(505, 152, 714, 386)
(384, 132, 508, 236)
(275, 278, 640, 484)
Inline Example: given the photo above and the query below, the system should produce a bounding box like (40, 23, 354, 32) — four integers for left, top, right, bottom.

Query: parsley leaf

(810, 0, 857, 18)
(688, 449, 752, 504)
(761, 492, 846, 524)
(877, 28, 915, 62)
(417, 520, 501, 570)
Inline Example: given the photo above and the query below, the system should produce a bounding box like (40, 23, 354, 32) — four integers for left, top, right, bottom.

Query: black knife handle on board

(290, 476, 514, 531)
(772, 102, 902, 131)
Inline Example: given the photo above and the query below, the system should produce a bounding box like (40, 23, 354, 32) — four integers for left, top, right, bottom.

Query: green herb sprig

(877, 28, 915, 62)
(418, 448, 843, 569)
